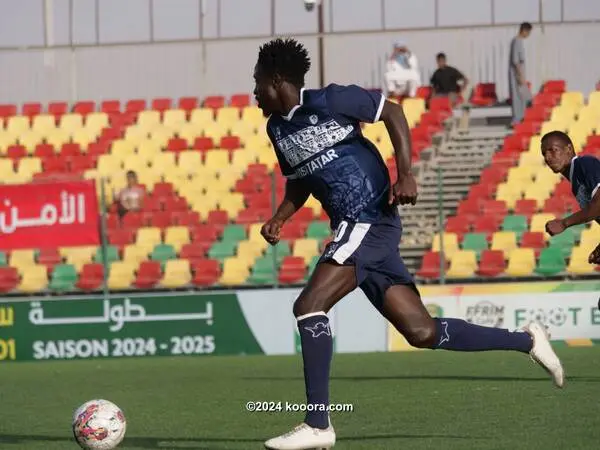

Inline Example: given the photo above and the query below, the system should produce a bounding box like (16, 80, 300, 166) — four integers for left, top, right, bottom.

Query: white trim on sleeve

(592, 182, 600, 199)
(373, 93, 386, 122)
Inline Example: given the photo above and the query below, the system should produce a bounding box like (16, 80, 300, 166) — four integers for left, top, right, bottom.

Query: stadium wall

(1, 280, 598, 362)
(1, 1, 600, 103)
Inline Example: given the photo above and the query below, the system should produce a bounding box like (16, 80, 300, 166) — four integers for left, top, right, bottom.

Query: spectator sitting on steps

(430, 52, 468, 107)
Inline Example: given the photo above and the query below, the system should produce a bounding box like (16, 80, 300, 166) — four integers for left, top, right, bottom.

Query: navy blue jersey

(569, 155, 600, 217)
(266, 84, 393, 229)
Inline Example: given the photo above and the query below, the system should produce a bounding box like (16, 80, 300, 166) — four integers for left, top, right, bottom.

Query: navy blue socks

(297, 312, 332, 429)
(430, 318, 533, 353)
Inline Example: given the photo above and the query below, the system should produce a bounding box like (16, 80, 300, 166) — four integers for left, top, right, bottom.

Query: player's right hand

(261, 218, 284, 245)
(389, 173, 418, 206)
(545, 219, 566, 236)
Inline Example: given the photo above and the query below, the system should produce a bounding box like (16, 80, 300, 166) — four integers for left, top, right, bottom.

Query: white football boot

(522, 321, 565, 388)
(264, 422, 336, 450)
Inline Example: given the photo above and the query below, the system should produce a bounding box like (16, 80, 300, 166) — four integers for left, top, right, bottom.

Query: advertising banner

(0, 180, 100, 249)
(0, 293, 263, 362)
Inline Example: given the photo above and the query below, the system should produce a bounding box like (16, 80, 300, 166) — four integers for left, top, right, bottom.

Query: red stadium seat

(76, 263, 104, 291)
(0, 267, 19, 292)
(122, 212, 144, 230)
(236, 208, 267, 224)
(470, 83, 498, 106)
(150, 211, 173, 230)
(514, 199, 538, 217)
(203, 96, 225, 109)
(43, 156, 68, 173)
(34, 143, 56, 158)
(206, 210, 229, 225)
(532, 93, 560, 108)
(106, 214, 121, 230)
(230, 94, 251, 108)
(468, 183, 495, 202)
(172, 211, 201, 227)
(151, 98, 172, 112)
(163, 196, 188, 212)
(415, 86, 432, 100)
(167, 137, 188, 153)
(429, 97, 452, 118)
(142, 196, 162, 212)
(178, 97, 199, 112)
(417, 251, 446, 279)
(520, 232, 545, 257)
(279, 222, 307, 240)
(60, 143, 81, 157)
(445, 216, 470, 235)
(542, 80, 566, 94)
(480, 166, 508, 186)
(457, 199, 481, 221)
(70, 155, 95, 172)
(477, 250, 506, 277)
(472, 216, 499, 237)
(279, 256, 307, 284)
(101, 100, 121, 114)
(193, 137, 214, 151)
(22, 102, 42, 119)
(543, 197, 569, 216)
(125, 99, 146, 114)
(512, 121, 540, 138)
(523, 105, 549, 123)
(180, 243, 209, 264)
(219, 135, 241, 150)
(191, 224, 220, 243)
(73, 101, 96, 115)
(483, 200, 507, 217)
(37, 248, 63, 269)
(7, 145, 27, 161)
(192, 259, 221, 286)
(48, 102, 68, 119)
(87, 142, 110, 157)
(134, 261, 162, 289)
(503, 134, 530, 153)
(491, 150, 519, 167)
(0, 104, 17, 121)
(109, 229, 135, 248)
(153, 182, 174, 197)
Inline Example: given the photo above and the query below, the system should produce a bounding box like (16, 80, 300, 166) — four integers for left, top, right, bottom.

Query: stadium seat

(0, 267, 19, 292)
(134, 261, 162, 289)
(107, 261, 136, 290)
(535, 247, 566, 275)
(567, 247, 598, 274)
(417, 251, 447, 279)
(530, 213, 555, 235)
(461, 233, 488, 258)
(151, 244, 177, 265)
(49, 264, 78, 291)
(160, 259, 191, 288)
(446, 250, 477, 278)
(76, 263, 104, 291)
(136, 227, 162, 253)
(431, 233, 459, 258)
(265, 241, 291, 263)
(477, 250, 506, 277)
(549, 229, 576, 258)
(520, 232, 546, 257)
(292, 238, 319, 264)
(219, 257, 250, 285)
(164, 226, 190, 252)
(502, 215, 528, 234)
(94, 245, 120, 264)
(491, 231, 517, 255)
(192, 259, 221, 286)
(505, 248, 536, 277)
(248, 257, 278, 284)
(18, 265, 48, 292)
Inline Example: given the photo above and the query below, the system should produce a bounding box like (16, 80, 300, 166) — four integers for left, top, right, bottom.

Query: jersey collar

(568, 155, 577, 181)
(281, 88, 305, 121)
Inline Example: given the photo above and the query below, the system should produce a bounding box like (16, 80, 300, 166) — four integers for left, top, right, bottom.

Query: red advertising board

(0, 180, 100, 249)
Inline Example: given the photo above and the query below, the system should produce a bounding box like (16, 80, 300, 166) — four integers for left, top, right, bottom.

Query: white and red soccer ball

(72, 399, 126, 449)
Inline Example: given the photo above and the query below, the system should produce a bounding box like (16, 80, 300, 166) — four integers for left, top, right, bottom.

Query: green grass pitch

(1, 347, 599, 449)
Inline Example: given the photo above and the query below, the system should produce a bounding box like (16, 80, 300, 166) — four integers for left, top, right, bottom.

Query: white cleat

(523, 321, 565, 388)
(264, 423, 336, 450)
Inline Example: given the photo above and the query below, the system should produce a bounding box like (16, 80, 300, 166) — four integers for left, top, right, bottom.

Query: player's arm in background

(327, 84, 416, 205)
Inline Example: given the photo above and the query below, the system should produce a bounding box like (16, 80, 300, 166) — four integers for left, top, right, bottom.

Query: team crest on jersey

(309, 114, 318, 125)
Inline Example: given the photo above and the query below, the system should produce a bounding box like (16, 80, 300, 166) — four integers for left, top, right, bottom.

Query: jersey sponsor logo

(309, 114, 318, 125)
(276, 119, 353, 167)
(291, 149, 339, 179)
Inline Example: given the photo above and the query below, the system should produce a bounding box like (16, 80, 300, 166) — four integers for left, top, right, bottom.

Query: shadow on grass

(0, 431, 482, 449)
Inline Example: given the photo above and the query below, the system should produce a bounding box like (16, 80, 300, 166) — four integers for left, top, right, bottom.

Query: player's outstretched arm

(380, 100, 417, 206)
(546, 190, 600, 236)
(261, 180, 309, 245)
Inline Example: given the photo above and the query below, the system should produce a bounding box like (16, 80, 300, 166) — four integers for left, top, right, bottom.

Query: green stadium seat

(222, 224, 247, 242)
(549, 230, 575, 258)
(264, 241, 291, 263)
(150, 244, 177, 263)
(0, 251, 7, 265)
(49, 264, 78, 291)
(94, 245, 119, 264)
(306, 221, 331, 239)
(207, 241, 237, 261)
(502, 215, 528, 234)
(461, 233, 488, 259)
(535, 247, 566, 276)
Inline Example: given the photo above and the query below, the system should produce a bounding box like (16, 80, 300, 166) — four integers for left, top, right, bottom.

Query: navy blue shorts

(318, 211, 418, 311)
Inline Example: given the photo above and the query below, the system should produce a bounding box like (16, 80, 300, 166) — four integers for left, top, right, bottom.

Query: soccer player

(254, 38, 563, 450)
(542, 130, 600, 264)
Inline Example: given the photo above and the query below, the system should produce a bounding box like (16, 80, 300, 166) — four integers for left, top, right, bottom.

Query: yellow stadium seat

(18, 130, 43, 153)
(164, 226, 190, 252)
(540, 120, 568, 135)
(549, 107, 575, 124)
(31, 114, 56, 136)
(216, 107, 240, 126)
(17, 157, 42, 177)
(178, 150, 202, 170)
(137, 139, 162, 157)
(137, 110, 161, 131)
(231, 149, 258, 171)
(7, 116, 30, 135)
(206, 176, 234, 193)
(18, 265, 48, 292)
(561, 91, 584, 111)
(177, 123, 203, 145)
(519, 151, 544, 167)
(60, 113, 84, 132)
(580, 227, 600, 248)
(248, 223, 264, 242)
(505, 248, 536, 276)
(219, 257, 250, 285)
(533, 168, 560, 186)
(362, 122, 385, 143)
(151, 151, 177, 173)
(241, 106, 264, 126)
(202, 123, 229, 142)
(402, 98, 426, 117)
(150, 127, 174, 148)
(111, 139, 136, 155)
(523, 185, 552, 208)
(10, 249, 36, 271)
(530, 213, 555, 234)
(46, 128, 71, 149)
(527, 135, 541, 154)
(507, 166, 536, 185)
(293, 238, 320, 263)
(304, 195, 323, 217)
(163, 109, 187, 130)
(123, 154, 150, 172)
(495, 183, 522, 209)
(190, 108, 215, 126)
(230, 121, 259, 141)
(446, 250, 477, 278)
(431, 232, 459, 258)
(160, 259, 191, 288)
(65, 246, 96, 271)
(72, 128, 98, 149)
(237, 240, 267, 258)
(204, 149, 230, 170)
(567, 247, 597, 275)
(124, 126, 149, 144)
(0, 130, 18, 152)
(85, 112, 109, 133)
(491, 231, 517, 255)
(219, 193, 245, 219)
(97, 154, 123, 175)
(107, 261, 136, 290)
(136, 227, 162, 253)
(577, 104, 600, 125)
(257, 147, 278, 169)
(588, 91, 600, 109)
(0, 159, 14, 177)
(137, 170, 161, 191)
(123, 245, 149, 264)
(245, 134, 271, 151)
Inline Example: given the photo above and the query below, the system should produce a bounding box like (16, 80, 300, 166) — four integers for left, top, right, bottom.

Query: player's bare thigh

(380, 284, 437, 348)
(293, 262, 357, 317)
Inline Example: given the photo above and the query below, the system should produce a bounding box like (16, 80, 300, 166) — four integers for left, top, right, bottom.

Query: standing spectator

(115, 170, 144, 218)
(384, 41, 421, 98)
(430, 53, 468, 106)
(509, 22, 533, 126)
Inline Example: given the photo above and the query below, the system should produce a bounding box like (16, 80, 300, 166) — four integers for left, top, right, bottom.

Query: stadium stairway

(399, 121, 510, 273)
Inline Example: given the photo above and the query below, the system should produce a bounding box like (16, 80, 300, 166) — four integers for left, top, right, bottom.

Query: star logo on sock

(304, 321, 331, 338)
(439, 320, 450, 346)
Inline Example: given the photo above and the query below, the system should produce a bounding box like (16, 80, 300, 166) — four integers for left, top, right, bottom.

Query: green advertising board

(0, 293, 263, 362)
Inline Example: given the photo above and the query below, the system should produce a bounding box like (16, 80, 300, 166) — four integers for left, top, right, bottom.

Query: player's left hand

(545, 219, 566, 236)
(389, 173, 417, 206)
(588, 243, 600, 265)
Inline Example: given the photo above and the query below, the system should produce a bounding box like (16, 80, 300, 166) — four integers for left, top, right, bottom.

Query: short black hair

(520, 22, 532, 32)
(257, 38, 311, 87)
(541, 130, 573, 148)
(436, 52, 446, 60)
(126, 170, 137, 177)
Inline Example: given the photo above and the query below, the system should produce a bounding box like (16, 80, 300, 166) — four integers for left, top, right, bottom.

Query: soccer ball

(72, 399, 126, 449)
